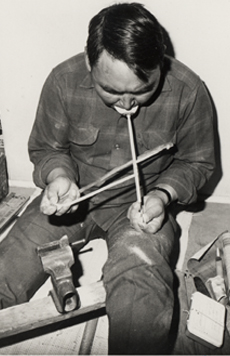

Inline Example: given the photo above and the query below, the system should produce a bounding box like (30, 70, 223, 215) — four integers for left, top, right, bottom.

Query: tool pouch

(171, 231, 230, 354)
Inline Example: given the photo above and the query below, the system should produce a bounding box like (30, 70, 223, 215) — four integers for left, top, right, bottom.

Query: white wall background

(1, 0, 230, 198)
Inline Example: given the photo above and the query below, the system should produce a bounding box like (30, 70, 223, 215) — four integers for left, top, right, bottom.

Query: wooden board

(0, 281, 106, 340)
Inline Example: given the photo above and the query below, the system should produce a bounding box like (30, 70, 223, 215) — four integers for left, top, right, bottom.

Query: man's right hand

(40, 175, 80, 216)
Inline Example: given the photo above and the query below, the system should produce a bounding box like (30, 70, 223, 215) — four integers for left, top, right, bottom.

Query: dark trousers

(0, 194, 178, 354)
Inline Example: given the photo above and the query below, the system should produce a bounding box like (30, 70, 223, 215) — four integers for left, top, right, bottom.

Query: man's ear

(84, 47, 91, 72)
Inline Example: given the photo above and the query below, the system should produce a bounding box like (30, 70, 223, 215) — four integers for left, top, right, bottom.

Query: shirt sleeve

(28, 70, 79, 189)
(154, 80, 216, 204)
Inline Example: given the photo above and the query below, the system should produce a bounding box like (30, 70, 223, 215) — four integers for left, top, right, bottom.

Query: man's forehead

(92, 51, 161, 92)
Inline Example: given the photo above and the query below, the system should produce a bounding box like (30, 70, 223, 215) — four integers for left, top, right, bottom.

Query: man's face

(89, 50, 161, 111)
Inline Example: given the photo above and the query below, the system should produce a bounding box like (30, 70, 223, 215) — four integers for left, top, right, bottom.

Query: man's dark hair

(86, 2, 165, 82)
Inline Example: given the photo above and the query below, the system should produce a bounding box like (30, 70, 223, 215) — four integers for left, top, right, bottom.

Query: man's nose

(120, 95, 135, 110)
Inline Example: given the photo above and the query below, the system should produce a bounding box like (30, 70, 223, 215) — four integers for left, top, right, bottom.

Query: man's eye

(106, 90, 120, 95)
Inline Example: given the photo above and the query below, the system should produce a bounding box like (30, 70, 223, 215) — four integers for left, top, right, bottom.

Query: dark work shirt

(28, 53, 215, 230)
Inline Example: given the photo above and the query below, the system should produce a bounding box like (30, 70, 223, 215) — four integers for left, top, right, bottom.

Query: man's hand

(127, 192, 167, 233)
(40, 176, 80, 216)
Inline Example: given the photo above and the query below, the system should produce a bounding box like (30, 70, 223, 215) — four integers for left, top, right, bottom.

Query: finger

(130, 210, 147, 232)
(143, 202, 164, 224)
(68, 186, 80, 201)
(55, 201, 73, 216)
(46, 185, 59, 205)
(40, 194, 57, 215)
(131, 220, 143, 232)
(127, 201, 141, 219)
(143, 216, 163, 234)
(56, 203, 79, 216)
(64, 195, 80, 213)
(55, 207, 69, 216)
(143, 221, 160, 234)
(69, 204, 79, 214)
(53, 182, 79, 215)
(55, 197, 75, 215)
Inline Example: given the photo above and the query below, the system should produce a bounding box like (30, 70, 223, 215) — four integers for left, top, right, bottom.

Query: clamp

(37, 235, 86, 313)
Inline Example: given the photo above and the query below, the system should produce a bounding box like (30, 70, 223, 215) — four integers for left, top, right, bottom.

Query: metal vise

(37, 235, 85, 313)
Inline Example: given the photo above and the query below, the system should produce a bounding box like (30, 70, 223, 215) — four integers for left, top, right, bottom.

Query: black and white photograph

(0, 1, 230, 354)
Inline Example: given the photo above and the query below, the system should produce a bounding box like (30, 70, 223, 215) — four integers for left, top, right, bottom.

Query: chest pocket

(141, 129, 175, 174)
(69, 124, 99, 164)
(142, 129, 175, 150)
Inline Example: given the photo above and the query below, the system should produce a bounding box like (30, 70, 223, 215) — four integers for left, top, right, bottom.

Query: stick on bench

(0, 281, 106, 341)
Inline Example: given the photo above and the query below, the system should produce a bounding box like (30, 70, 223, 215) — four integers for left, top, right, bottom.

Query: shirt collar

(80, 71, 94, 89)
(162, 76, 172, 92)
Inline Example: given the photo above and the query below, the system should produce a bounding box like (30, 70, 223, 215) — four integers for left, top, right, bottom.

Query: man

(0, 3, 216, 354)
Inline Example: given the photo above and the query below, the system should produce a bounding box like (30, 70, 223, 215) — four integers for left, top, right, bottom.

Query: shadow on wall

(161, 25, 222, 198)
(199, 87, 222, 197)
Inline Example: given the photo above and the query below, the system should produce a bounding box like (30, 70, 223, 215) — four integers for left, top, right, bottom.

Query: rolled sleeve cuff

(154, 177, 197, 205)
(33, 157, 78, 189)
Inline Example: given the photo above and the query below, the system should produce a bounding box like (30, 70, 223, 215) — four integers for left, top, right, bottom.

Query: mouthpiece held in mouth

(114, 106, 139, 116)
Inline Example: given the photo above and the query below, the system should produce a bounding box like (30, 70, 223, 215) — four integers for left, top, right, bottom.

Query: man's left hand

(127, 193, 166, 233)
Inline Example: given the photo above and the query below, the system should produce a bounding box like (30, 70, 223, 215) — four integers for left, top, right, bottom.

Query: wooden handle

(127, 114, 142, 207)
(57, 141, 173, 208)
(80, 141, 173, 194)
(56, 174, 135, 208)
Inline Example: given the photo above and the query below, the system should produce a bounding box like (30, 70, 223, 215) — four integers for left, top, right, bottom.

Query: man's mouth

(114, 106, 139, 116)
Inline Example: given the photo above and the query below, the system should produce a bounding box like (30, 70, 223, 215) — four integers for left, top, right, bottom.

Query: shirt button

(115, 144, 120, 149)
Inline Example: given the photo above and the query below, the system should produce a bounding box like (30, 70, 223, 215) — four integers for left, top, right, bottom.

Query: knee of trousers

(102, 227, 175, 355)
(0, 232, 48, 308)
(102, 222, 175, 296)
